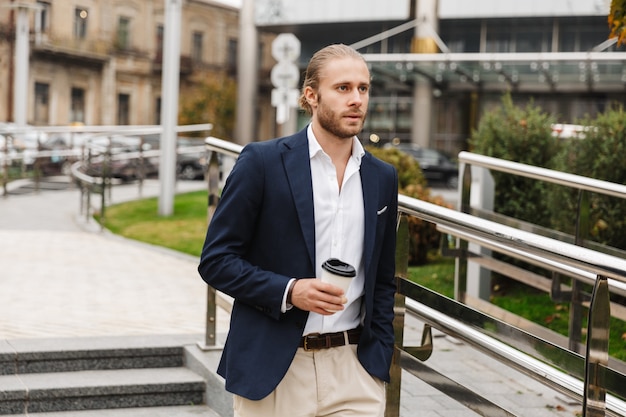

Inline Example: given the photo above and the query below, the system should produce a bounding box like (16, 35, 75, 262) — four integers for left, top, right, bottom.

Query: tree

(609, 0, 626, 45)
(179, 75, 237, 140)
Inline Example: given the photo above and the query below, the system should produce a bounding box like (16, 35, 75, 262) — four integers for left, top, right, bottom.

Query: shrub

(550, 104, 626, 249)
(179, 75, 236, 140)
(470, 94, 561, 228)
(367, 146, 451, 265)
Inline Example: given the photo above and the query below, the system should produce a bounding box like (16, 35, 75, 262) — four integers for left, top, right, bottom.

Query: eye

(359, 85, 369, 93)
(337, 85, 348, 91)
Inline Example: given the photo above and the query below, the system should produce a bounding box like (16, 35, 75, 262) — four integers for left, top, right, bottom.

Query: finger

(317, 290, 346, 307)
(316, 281, 345, 297)
(321, 296, 346, 312)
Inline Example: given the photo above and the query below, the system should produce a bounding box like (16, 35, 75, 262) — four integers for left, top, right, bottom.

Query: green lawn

(99, 190, 209, 257)
(101, 190, 626, 361)
(408, 257, 626, 362)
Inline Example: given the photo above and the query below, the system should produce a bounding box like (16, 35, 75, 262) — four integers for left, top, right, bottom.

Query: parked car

(34, 136, 79, 176)
(0, 122, 49, 166)
(386, 143, 459, 189)
(142, 135, 208, 181)
(175, 138, 207, 180)
(82, 137, 159, 182)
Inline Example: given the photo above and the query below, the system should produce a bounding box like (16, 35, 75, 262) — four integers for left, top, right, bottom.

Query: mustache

(343, 110, 366, 118)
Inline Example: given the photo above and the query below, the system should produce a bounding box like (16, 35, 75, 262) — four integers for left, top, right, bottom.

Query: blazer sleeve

(198, 143, 292, 320)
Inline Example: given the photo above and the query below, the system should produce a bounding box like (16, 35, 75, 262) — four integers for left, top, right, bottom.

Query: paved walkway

(0, 178, 225, 340)
(0, 178, 581, 416)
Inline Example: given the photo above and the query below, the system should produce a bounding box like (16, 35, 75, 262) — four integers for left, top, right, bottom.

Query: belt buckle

(303, 333, 320, 351)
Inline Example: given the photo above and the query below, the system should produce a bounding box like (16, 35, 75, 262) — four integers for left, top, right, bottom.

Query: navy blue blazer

(198, 128, 398, 400)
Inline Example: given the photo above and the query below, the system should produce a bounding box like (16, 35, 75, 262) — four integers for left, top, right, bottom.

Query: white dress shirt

(301, 124, 366, 335)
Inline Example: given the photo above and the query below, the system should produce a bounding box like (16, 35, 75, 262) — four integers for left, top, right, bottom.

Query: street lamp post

(158, 0, 182, 217)
(6, 2, 42, 127)
(235, 0, 258, 145)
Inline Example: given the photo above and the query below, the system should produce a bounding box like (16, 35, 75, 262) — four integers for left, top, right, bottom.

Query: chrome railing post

(570, 189, 592, 352)
(1, 136, 8, 198)
(582, 275, 610, 417)
(454, 162, 472, 302)
(386, 213, 410, 417)
(202, 150, 221, 349)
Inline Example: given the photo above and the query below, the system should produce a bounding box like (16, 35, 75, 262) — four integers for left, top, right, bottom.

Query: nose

(348, 88, 363, 106)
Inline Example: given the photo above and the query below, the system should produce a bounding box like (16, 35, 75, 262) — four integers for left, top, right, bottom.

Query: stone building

(0, 0, 275, 140)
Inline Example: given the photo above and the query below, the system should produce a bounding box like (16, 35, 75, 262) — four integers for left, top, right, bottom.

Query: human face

(307, 57, 370, 141)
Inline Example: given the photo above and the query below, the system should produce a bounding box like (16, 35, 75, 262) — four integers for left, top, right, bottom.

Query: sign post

(270, 34, 301, 125)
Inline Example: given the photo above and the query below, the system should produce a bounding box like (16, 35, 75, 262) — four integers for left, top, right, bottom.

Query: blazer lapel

(360, 153, 379, 276)
(282, 133, 316, 271)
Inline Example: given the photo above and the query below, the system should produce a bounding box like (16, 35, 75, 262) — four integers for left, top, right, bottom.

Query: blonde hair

(298, 44, 367, 115)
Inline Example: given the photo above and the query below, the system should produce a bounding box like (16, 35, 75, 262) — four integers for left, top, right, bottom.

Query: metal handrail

(201, 137, 626, 416)
(0, 123, 213, 136)
(458, 151, 626, 199)
(457, 150, 626, 365)
(399, 194, 626, 284)
(395, 194, 626, 416)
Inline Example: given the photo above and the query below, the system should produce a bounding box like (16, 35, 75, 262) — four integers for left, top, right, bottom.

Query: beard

(316, 93, 367, 140)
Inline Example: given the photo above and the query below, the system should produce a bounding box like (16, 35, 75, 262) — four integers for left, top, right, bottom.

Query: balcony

(32, 34, 110, 66)
(152, 53, 194, 76)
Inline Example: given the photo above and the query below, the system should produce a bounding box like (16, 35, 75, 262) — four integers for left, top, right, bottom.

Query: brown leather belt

(299, 327, 361, 351)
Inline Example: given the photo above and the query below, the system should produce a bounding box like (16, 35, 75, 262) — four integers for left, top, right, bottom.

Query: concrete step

(0, 367, 205, 415)
(2, 405, 221, 416)
(0, 335, 201, 375)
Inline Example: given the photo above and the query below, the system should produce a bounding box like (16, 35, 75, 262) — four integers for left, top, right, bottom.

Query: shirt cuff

(281, 278, 296, 313)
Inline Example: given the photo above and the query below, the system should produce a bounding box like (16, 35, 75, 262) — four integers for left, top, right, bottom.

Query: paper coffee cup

(321, 258, 356, 294)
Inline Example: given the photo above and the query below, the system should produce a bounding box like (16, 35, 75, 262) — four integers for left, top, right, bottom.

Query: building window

(117, 17, 131, 50)
(440, 21, 481, 53)
(118, 93, 130, 125)
(155, 97, 161, 125)
(559, 17, 609, 52)
(34, 82, 50, 124)
(71, 87, 85, 123)
(37, 1, 51, 32)
(485, 27, 512, 53)
(227, 38, 237, 72)
(156, 24, 164, 62)
(192, 31, 203, 62)
(74, 7, 88, 39)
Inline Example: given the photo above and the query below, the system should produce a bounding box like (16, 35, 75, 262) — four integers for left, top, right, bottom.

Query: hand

(290, 278, 348, 315)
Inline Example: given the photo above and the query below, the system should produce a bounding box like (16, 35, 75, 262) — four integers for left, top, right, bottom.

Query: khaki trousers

(233, 344, 385, 417)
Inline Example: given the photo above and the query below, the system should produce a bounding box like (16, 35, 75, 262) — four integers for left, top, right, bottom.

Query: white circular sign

(271, 33, 301, 62)
(271, 61, 300, 89)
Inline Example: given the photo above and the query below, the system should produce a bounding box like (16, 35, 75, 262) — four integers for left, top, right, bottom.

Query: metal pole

(13, 5, 29, 126)
(234, 0, 258, 145)
(410, 0, 437, 147)
(158, 0, 182, 216)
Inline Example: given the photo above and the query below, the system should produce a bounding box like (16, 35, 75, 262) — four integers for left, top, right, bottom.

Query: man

(198, 44, 398, 416)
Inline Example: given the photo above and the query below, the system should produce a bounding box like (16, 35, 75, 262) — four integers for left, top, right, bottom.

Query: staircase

(0, 334, 228, 416)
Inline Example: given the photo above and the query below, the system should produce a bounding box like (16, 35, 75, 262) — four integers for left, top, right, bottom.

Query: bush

(470, 94, 561, 228)
(550, 104, 626, 249)
(179, 75, 236, 140)
(367, 146, 451, 265)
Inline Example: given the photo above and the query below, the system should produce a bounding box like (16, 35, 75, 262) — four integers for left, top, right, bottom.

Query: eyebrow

(331, 80, 371, 87)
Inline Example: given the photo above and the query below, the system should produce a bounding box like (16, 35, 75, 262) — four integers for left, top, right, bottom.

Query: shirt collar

(306, 124, 365, 165)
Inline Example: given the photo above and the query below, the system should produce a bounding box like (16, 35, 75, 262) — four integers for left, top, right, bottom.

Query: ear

(303, 86, 318, 109)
